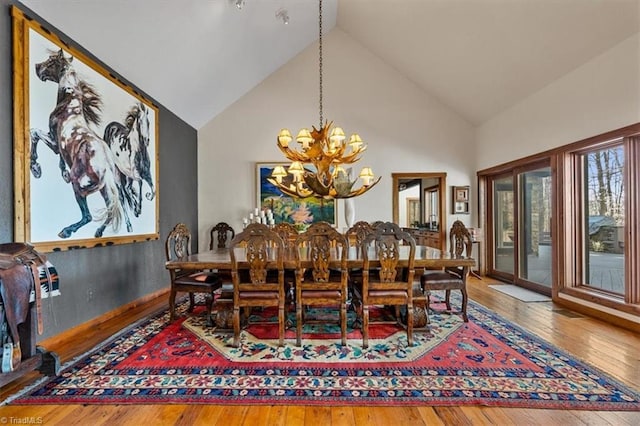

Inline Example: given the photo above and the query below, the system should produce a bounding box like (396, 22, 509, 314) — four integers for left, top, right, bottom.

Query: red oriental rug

(4, 296, 640, 410)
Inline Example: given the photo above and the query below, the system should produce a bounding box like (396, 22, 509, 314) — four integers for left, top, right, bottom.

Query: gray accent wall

(0, 1, 199, 339)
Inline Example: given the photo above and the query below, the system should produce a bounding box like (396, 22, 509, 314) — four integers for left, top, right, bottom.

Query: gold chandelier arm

(277, 143, 311, 163)
(267, 172, 380, 200)
(266, 177, 314, 198)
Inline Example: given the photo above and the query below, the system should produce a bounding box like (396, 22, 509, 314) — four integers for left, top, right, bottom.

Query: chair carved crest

(345, 221, 373, 248)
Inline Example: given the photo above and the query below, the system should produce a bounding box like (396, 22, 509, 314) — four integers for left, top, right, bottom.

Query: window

(577, 143, 625, 295)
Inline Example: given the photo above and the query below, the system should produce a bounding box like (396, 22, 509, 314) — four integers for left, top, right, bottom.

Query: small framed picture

(455, 187, 469, 202)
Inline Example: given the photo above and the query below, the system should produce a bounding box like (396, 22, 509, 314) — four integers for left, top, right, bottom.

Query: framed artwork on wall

(12, 7, 160, 252)
(452, 186, 470, 214)
(256, 162, 337, 230)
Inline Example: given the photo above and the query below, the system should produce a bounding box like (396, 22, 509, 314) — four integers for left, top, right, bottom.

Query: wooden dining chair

(294, 221, 349, 346)
(165, 223, 221, 326)
(357, 222, 416, 349)
(420, 220, 472, 322)
(229, 223, 286, 347)
(209, 222, 235, 250)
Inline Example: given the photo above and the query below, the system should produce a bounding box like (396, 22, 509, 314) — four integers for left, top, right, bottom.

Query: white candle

(249, 213, 254, 220)
(254, 208, 260, 216)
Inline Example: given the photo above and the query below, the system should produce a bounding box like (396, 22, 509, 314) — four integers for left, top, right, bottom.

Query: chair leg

(445, 290, 452, 311)
(188, 293, 196, 312)
(363, 305, 370, 349)
(406, 301, 414, 347)
(205, 292, 214, 327)
(278, 303, 285, 347)
(296, 300, 303, 347)
(233, 305, 241, 348)
(460, 287, 469, 322)
(340, 302, 347, 346)
(169, 288, 178, 321)
(394, 305, 402, 326)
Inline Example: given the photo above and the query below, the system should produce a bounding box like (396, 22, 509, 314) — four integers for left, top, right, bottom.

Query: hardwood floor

(1, 276, 639, 425)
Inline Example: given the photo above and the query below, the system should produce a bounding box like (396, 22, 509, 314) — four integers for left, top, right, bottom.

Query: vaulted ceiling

(19, 0, 640, 129)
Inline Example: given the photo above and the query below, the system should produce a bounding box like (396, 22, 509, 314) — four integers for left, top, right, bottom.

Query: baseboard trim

(39, 288, 169, 348)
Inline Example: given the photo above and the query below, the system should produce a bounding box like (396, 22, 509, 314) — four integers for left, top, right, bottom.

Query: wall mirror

(392, 172, 447, 250)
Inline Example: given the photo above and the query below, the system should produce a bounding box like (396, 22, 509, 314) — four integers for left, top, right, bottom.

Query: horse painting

(103, 102, 156, 218)
(30, 49, 132, 239)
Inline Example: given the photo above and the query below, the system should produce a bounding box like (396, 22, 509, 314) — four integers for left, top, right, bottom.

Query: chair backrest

(449, 220, 473, 257)
(209, 222, 235, 250)
(273, 222, 298, 250)
(345, 221, 374, 248)
(370, 220, 384, 229)
(345, 221, 374, 264)
(363, 222, 416, 283)
(166, 223, 192, 262)
(229, 223, 284, 284)
(296, 221, 347, 281)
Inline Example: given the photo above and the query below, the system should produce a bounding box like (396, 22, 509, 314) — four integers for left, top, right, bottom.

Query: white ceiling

(19, 0, 640, 129)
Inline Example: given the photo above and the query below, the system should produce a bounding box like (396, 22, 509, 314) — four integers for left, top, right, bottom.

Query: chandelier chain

(270, 0, 381, 199)
(318, 0, 323, 128)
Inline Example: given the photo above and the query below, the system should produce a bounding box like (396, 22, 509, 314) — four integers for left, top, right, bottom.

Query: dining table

(165, 245, 475, 329)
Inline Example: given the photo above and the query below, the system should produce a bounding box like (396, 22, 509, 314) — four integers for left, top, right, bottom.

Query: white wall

(197, 28, 475, 250)
(476, 33, 640, 169)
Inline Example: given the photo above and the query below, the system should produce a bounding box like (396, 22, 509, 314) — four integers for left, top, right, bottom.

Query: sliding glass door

(489, 163, 552, 294)
(493, 175, 515, 276)
(518, 166, 552, 290)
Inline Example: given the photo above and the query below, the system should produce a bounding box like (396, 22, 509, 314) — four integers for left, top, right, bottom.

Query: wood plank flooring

(1, 276, 639, 425)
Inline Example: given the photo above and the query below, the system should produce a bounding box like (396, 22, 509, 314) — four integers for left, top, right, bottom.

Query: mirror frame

(392, 172, 447, 251)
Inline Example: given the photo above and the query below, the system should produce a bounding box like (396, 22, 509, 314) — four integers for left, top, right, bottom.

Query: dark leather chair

(165, 223, 221, 326)
(229, 223, 286, 347)
(357, 222, 416, 349)
(209, 222, 235, 250)
(294, 221, 349, 346)
(420, 220, 472, 322)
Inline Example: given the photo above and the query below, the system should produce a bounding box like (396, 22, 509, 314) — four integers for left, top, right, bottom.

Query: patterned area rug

(5, 296, 640, 410)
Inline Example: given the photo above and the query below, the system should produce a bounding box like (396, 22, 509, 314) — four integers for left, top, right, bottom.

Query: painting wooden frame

(255, 162, 337, 228)
(12, 7, 160, 252)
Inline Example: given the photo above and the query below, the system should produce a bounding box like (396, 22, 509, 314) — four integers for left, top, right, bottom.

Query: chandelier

(267, 0, 381, 200)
